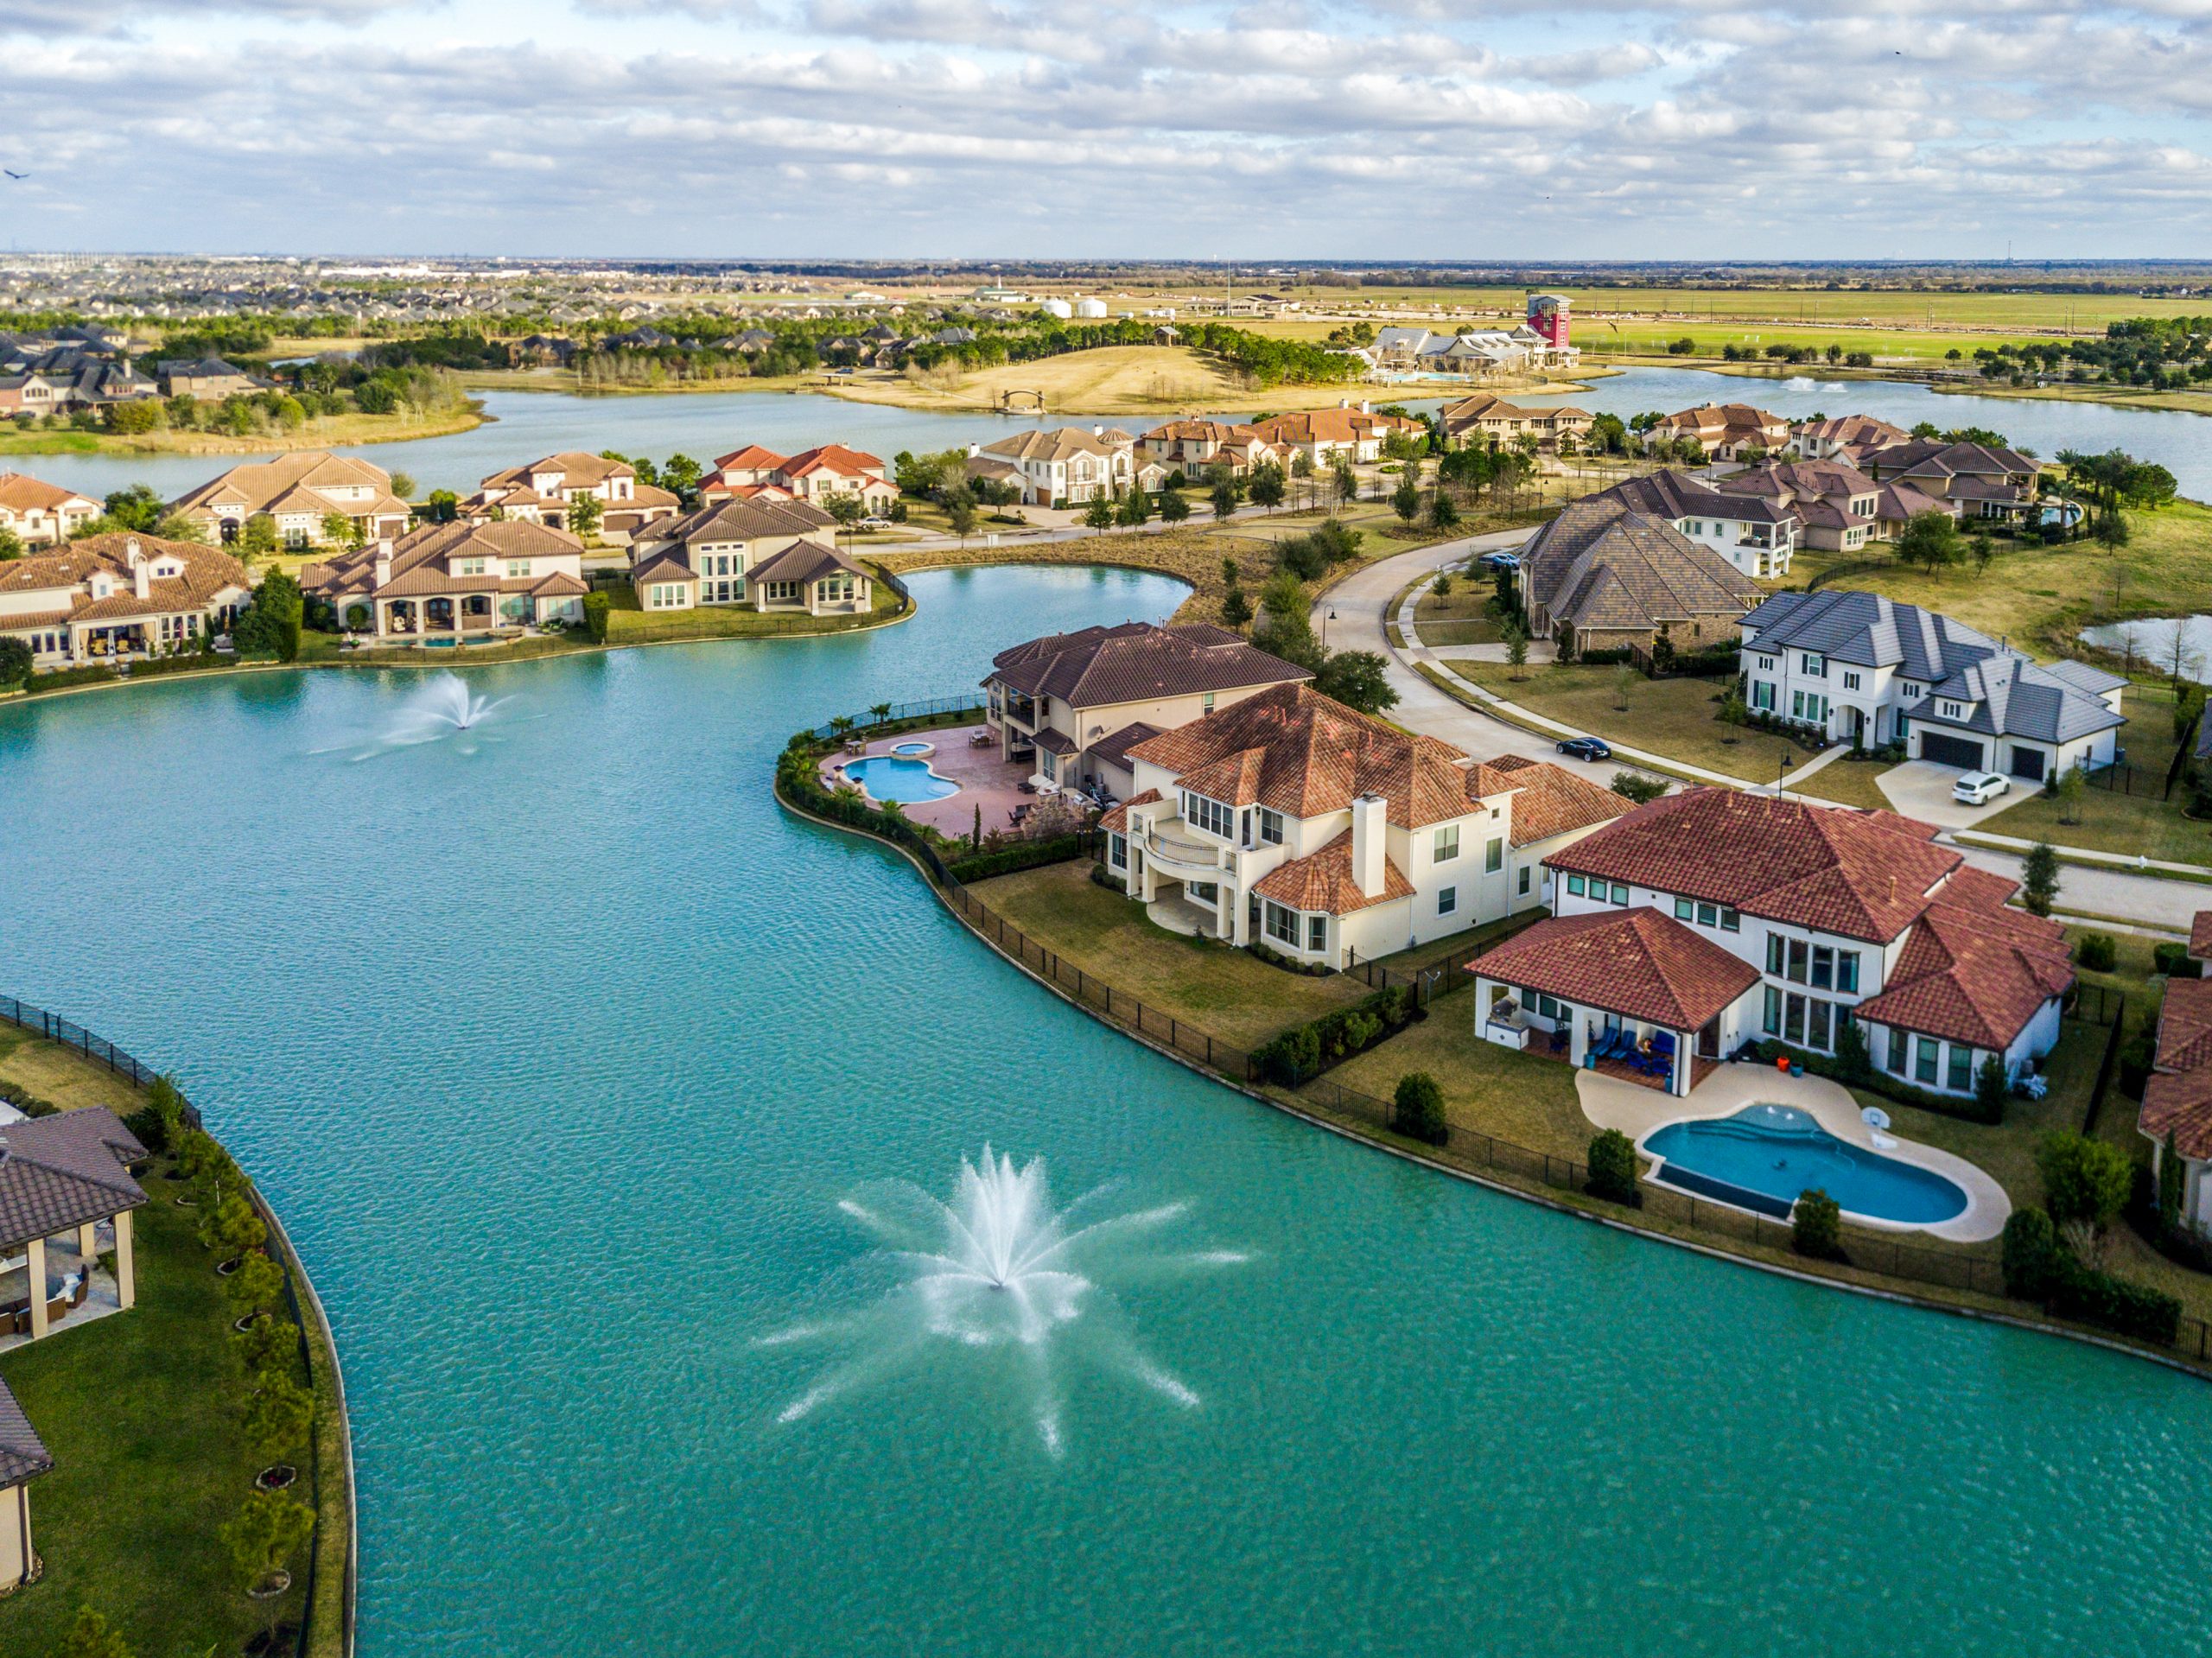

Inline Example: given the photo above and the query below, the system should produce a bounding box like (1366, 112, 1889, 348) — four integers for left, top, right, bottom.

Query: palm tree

(869, 702, 893, 726)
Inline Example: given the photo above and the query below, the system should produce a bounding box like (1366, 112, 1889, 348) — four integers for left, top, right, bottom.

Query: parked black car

(1555, 736, 1611, 762)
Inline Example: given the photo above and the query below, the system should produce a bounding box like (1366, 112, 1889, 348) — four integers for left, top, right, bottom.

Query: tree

(1392, 474, 1421, 524)
(1249, 463, 1285, 514)
(238, 514, 280, 564)
(0, 635, 31, 689)
(240, 1368, 315, 1463)
(220, 1489, 315, 1598)
(318, 510, 356, 550)
(1975, 1053, 2009, 1116)
(1210, 477, 1238, 521)
(1611, 663, 1637, 710)
(1897, 510, 1961, 574)
(1257, 569, 1319, 666)
(1427, 489, 1459, 530)
(2056, 765, 2086, 825)
(0, 524, 21, 562)
(2001, 1207, 2060, 1298)
(945, 492, 978, 544)
(234, 569, 302, 663)
(1157, 489, 1190, 524)
(1503, 623, 1529, 679)
(1586, 1128, 1638, 1203)
(823, 492, 863, 534)
(566, 494, 604, 543)
(1611, 772, 1667, 804)
(1082, 493, 1117, 530)
(151, 509, 207, 543)
(1120, 486, 1151, 528)
(1793, 1189, 1844, 1260)
(389, 471, 417, 500)
(103, 484, 164, 531)
(59, 1604, 135, 1658)
(581, 590, 610, 644)
(1430, 570, 1452, 598)
(225, 1250, 285, 1316)
(662, 453, 703, 504)
(1220, 584, 1252, 629)
(1391, 1072, 1447, 1145)
(2035, 1131, 2133, 1229)
(423, 489, 460, 524)
(1313, 651, 1397, 714)
(2021, 841, 2059, 917)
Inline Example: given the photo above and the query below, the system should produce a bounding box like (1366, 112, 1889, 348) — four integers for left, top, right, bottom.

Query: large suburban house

(1715, 458, 1956, 550)
(698, 443, 899, 512)
(0, 1374, 52, 1591)
(1137, 420, 1275, 474)
(1440, 394, 1593, 452)
(1647, 403, 1791, 460)
(1370, 323, 1579, 374)
(169, 452, 412, 549)
(0, 533, 253, 668)
(466, 452, 680, 543)
(1096, 684, 1628, 968)
(156, 356, 267, 399)
(1518, 495, 1765, 655)
(0, 472, 99, 547)
(966, 428, 1133, 506)
(984, 621, 1312, 796)
(1594, 470, 1800, 579)
(0, 1105, 147, 1344)
(300, 519, 590, 638)
(1738, 589, 2126, 778)
(625, 497, 873, 616)
(1856, 438, 2042, 521)
(1249, 404, 1425, 467)
(2139, 914, 2212, 1236)
(1471, 790, 2074, 1099)
(1792, 414, 1912, 465)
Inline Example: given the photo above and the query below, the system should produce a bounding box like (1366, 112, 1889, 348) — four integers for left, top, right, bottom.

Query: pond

(2078, 616, 2212, 681)
(0, 565, 2209, 1657)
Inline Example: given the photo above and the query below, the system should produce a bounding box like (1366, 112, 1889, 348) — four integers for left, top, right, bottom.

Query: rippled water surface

(2, 565, 2208, 1657)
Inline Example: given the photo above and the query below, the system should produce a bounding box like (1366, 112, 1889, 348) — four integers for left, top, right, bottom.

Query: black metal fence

(809, 693, 987, 741)
(0, 994, 352, 1658)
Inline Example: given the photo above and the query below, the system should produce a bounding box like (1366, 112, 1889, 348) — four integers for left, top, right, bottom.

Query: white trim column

(114, 1210, 135, 1310)
(24, 1237, 47, 1340)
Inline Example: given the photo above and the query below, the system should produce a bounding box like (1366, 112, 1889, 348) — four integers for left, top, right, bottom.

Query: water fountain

(766, 1147, 1243, 1456)
(321, 672, 518, 760)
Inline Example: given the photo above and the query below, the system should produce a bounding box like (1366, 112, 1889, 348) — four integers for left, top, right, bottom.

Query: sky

(3, 0, 2211, 259)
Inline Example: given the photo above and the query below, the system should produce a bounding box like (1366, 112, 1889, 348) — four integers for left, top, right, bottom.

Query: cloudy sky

(3, 0, 2209, 258)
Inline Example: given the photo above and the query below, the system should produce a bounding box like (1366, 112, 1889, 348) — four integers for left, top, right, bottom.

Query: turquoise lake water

(1, 564, 2209, 1655)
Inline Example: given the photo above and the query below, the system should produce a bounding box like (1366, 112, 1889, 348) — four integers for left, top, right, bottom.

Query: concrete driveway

(1876, 759, 2029, 831)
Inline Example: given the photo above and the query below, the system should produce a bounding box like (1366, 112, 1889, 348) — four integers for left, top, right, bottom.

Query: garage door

(1920, 733, 1984, 770)
(2009, 746, 2047, 783)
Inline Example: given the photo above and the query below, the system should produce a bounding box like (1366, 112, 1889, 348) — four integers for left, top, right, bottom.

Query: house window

(1811, 945, 1834, 990)
(1517, 865, 1531, 896)
(1675, 897, 1694, 921)
(1433, 825, 1460, 862)
(1109, 834, 1128, 869)
(1183, 792, 1234, 838)
(1786, 939, 1808, 983)
(1807, 999, 1833, 1051)
(1264, 901, 1299, 946)
(1751, 682, 1776, 712)
(1567, 874, 1586, 896)
(1485, 837, 1503, 873)
(1439, 886, 1458, 917)
(1697, 902, 1718, 928)
(1942, 702, 1961, 719)
(1888, 1026, 1910, 1075)
(1720, 908, 1740, 932)
(1041, 752, 1058, 782)
(1836, 951, 1860, 994)
(1947, 1045, 1973, 1092)
(1784, 993, 1805, 1045)
(1610, 882, 1629, 905)
(1258, 808, 1284, 846)
(1802, 652, 1825, 677)
(1307, 913, 1327, 952)
(508, 560, 532, 579)
(1764, 987, 1783, 1035)
(1203, 692, 1217, 714)
(1904, 683, 1921, 699)
(458, 558, 486, 576)
(1758, 656, 1775, 670)
(1915, 1037, 1940, 1086)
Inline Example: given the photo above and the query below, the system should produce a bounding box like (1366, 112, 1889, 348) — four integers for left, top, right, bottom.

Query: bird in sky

(3, 170, 25, 181)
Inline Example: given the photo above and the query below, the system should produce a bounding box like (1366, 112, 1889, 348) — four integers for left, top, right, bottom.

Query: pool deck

(821, 723, 1038, 837)
(1576, 1061, 2011, 1245)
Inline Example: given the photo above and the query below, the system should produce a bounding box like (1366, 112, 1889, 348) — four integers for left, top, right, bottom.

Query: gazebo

(0, 1108, 147, 1344)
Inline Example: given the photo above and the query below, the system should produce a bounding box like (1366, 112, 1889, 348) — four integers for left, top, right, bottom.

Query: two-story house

(467, 452, 680, 543)
(0, 533, 252, 668)
(1440, 394, 1594, 453)
(1647, 403, 1791, 461)
(697, 443, 899, 513)
(1598, 471, 1799, 578)
(169, 452, 412, 549)
(1249, 404, 1426, 467)
(1791, 414, 1911, 465)
(299, 519, 589, 639)
(1096, 684, 1628, 968)
(1739, 589, 2126, 778)
(966, 428, 1133, 506)
(625, 497, 873, 617)
(1469, 789, 2074, 1098)
(1136, 421, 1273, 475)
(983, 622, 1312, 796)
(1857, 438, 2042, 521)
(0, 472, 99, 547)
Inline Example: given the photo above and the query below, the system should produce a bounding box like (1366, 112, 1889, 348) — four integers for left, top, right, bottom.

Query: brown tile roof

(1470, 909, 1761, 1030)
(1251, 829, 1416, 916)
(2191, 911, 2212, 962)
(1853, 899, 2073, 1050)
(2156, 976, 2212, 1077)
(480, 451, 632, 491)
(1090, 721, 1165, 769)
(749, 541, 868, 585)
(0, 1107, 148, 1250)
(1249, 408, 1421, 446)
(1522, 499, 1763, 637)
(1548, 788, 1957, 943)
(988, 622, 1309, 708)
(0, 1374, 52, 1490)
(638, 496, 835, 549)
(2142, 1068, 2212, 1160)
(0, 532, 249, 625)
(301, 518, 581, 602)
(1126, 684, 1490, 831)
(1471, 755, 1634, 846)
(1098, 788, 1161, 834)
(0, 470, 94, 512)
(169, 449, 399, 518)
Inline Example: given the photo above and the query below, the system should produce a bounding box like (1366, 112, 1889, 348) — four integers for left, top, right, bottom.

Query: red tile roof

(2193, 911, 2212, 963)
(1250, 830, 1415, 916)
(1548, 788, 1957, 943)
(2142, 1068, 2212, 1160)
(1469, 909, 1761, 1031)
(1470, 755, 1633, 846)
(1853, 900, 2073, 1050)
(2157, 976, 2212, 1076)
(1098, 789, 1160, 834)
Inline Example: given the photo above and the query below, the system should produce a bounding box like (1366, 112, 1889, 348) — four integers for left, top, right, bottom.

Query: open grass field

(0, 406, 483, 458)
(822, 345, 1386, 416)
(967, 861, 1370, 1047)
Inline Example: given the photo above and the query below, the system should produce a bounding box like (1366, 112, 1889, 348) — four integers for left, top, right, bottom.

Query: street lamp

(1777, 753, 1794, 798)
(1324, 607, 1337, 646)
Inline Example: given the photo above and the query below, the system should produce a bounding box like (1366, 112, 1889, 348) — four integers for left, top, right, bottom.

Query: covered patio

(1468, 908, 1759, 1099)
(0, 1107, 146, 1351)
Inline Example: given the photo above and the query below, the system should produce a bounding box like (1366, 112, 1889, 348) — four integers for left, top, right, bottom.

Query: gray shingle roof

(0, 1108, 148, 1250)
(0, 1374, 52, 1489)
(1925, 655, 2127, 744)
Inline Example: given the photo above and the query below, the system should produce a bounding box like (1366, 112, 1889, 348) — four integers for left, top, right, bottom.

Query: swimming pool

(889, 740, 935, 757)
(842, 753, 959, 803)
(1643, 1103, 1969, 1225)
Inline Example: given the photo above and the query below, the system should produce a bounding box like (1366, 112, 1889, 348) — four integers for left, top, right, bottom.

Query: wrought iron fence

(808, 693, 987, 741)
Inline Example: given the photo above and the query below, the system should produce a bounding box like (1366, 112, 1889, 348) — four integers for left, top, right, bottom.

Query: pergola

(0, 1108, 147, 1344)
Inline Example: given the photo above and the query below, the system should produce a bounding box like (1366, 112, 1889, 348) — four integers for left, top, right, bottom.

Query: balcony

(1145, 830, 1222, 873)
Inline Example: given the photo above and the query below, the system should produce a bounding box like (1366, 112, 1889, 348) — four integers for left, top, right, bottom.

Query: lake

(1, 564, 2208, 1656)
(21, 363, 2212, 504)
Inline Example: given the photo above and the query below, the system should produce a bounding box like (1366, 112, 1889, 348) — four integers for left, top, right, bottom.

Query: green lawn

(1791, 755, 1902, 811)
(966, 861, 1370, 1048)
(1412, 581, 1505, 647)
(604, 573, 906, 644)
(1448, 660, 1822, 784)
(1989, 680, 2212, 867)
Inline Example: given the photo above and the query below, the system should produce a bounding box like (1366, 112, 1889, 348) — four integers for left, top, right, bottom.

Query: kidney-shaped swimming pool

(1643, 1102, 1970, 1226)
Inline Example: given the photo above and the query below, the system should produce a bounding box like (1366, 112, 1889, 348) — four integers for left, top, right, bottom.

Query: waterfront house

(0, 533, 252, 668)
(985, 621, 1311, 795)
(1647, 403, 1791, 460)
(698, 443, 899, 513)
(967, 428, 1133, 506)
(1792, 414, 1912, 465)
(1096, 684, 1626, 968)
(0, 1107, 146, 1344)
(1856, 438, 2042, 521)
(2139, 914, 2212, 1236)
(1470, 790, 2073, 1096)
(1439, 394, 1592, 452)
(155, 356, 267, 399)
(0, 1375, 50, 1590)
(467, 452, 680, 544)
(1738, 589, 2126, 776)
(1249, 404, 1426, 467)
(1136, 420, 1269, 473)
(1518, 496, 1765, 655)
(300, 518, 590, 638)
(0, 373, 69, 419)
(625, 497, 873, 616)
(1586, 469, 1799, 579)
(0, 472, 99, 547)
(169, 451, 412, 549)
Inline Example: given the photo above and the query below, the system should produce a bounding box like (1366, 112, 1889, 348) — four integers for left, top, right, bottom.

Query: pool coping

(772, 787, 2212, 1388)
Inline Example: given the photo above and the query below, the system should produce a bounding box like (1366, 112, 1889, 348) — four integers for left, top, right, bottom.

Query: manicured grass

(1790, 756, 1903, 811)
(602, 575, 905, 644)
(1987, 681, 2212, 867)
(1412, 581, 1504, 647)
(1325, 988, 1592, 1159)
(965, 861, 1370, 1048)
(0, 1032, 147, 1115)
(1447, 659, 1821, 782)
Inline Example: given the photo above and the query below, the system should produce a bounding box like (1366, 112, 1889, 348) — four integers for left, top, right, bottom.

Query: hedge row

(2002, 1207, 2184, 1347)
(1252, 987, 1417, 1085)
(944, 835, 1092, 883)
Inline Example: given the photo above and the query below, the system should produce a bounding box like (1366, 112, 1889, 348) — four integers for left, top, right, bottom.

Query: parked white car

(1952, 771, 2012, 807)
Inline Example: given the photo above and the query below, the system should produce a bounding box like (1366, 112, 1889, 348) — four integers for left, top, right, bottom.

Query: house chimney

(1360, 399, 1372, 414)
(1351, 795, 1387, 899)
(133, 556, 150, 600)
(966, 442, 980, 459)
(373, 537, 393, 590)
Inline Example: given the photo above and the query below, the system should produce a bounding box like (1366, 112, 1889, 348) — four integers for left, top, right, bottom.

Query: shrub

(2154, 940, 2201, 979)
(2002, 1208, 2061, 1299)
(944, 834, 1093, 883)
(2075, 932, 2118, 972)
(1586, 1128, 1638, 1204)
(1611, 772, 1667, 805)
(1751, 1037, 1999, 1124)
(2048, 1262, 2183, 1345)
(2036, 1131, 2134, 1228)
(1252, 988, 1411, 1084)
(224, 1250, 285, 1314)
(220, 1489, 315, 1597)
(240, 1367, 315, 1462)
(581, 590, 611, 644)
(1391, 1072, 1448, 1145)
(1975, 1053, 2009, 1117)
(0, 635, 31, 689)
(1792, 1188, 1844, 1260)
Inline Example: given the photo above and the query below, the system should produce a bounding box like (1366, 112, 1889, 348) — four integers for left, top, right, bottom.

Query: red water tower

(1527, 293, 1570, 351)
